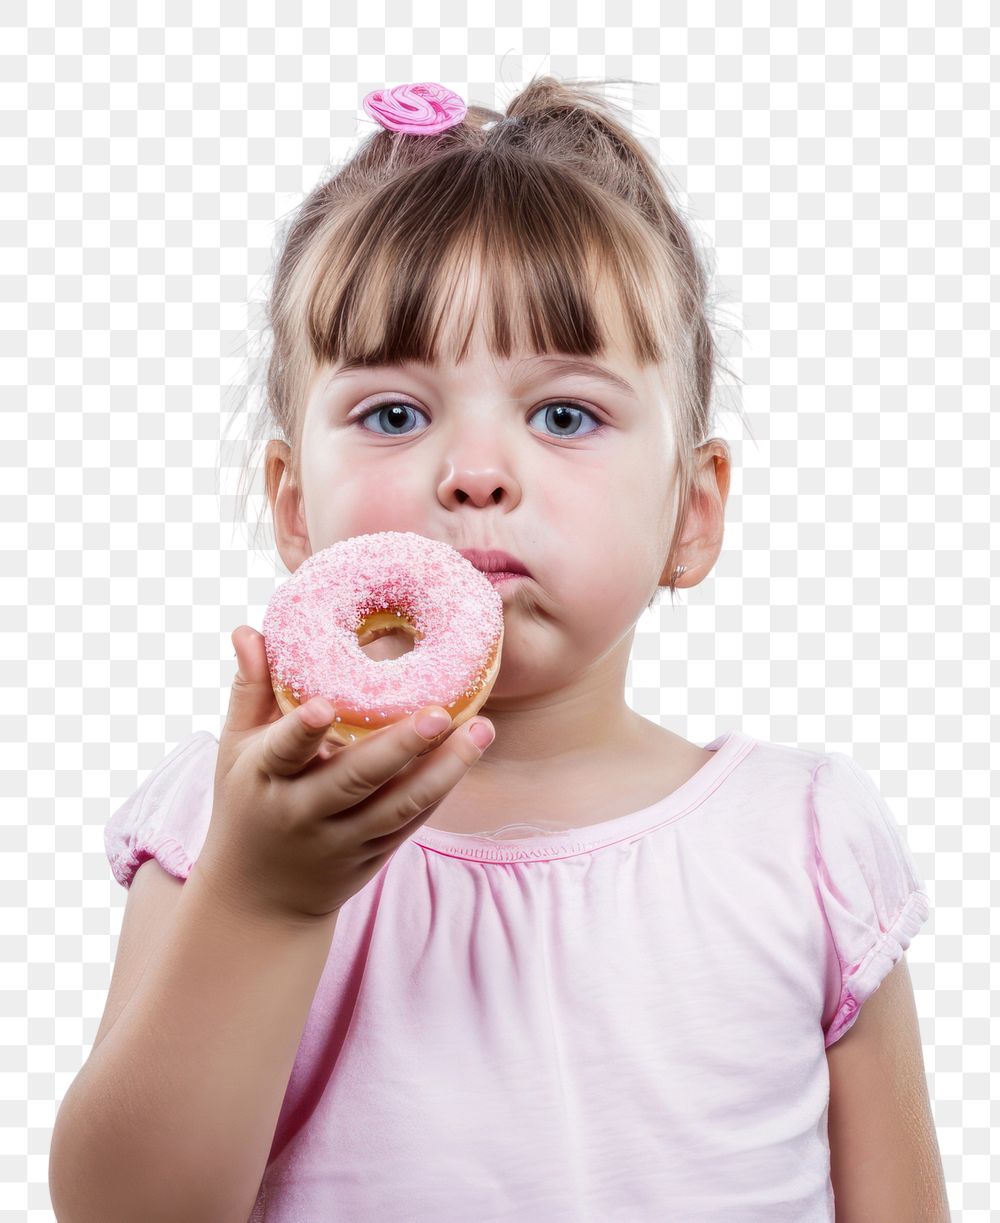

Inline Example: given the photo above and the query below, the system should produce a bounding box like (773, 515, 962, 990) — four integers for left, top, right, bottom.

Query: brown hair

(228, 72, 746, 607)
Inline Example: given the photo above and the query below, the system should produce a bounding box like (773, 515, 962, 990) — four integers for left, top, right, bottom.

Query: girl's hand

(196, 625, 493, 925)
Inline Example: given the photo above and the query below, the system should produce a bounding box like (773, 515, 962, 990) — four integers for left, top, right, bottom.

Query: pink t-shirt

(104, 728, 931, 1221)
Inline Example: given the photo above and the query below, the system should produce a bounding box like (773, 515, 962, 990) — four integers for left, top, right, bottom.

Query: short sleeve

(809, 750, 932, 1048)
(105, 731, 220, 890)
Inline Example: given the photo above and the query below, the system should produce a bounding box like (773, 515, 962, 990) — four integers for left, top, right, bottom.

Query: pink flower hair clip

(362, 82, 467, 135)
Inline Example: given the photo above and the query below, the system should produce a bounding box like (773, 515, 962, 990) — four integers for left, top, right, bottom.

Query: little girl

(50, 76, 949, 1221)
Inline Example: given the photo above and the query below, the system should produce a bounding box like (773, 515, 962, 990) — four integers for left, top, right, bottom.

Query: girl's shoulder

(104, 731, 219, 890)
(725, 732, 920, 846)
(736, 736, 930, 931)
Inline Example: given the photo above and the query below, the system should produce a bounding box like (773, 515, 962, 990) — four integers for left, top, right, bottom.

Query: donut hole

(356, 611, 420, 662)
(358, 626, 416, 662)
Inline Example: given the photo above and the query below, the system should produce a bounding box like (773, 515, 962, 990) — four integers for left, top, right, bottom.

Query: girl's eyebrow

(513, 355, 638, 399)
(329, 354, 638, 399)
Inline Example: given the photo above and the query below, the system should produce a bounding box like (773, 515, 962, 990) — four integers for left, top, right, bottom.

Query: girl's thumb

(225, 626, 277, 734)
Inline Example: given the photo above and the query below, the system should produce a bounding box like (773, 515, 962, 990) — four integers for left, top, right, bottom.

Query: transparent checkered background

(4, 4, 995, 1220)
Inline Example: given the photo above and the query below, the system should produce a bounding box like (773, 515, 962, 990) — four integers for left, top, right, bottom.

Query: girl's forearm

(48, 863, 338, 1223)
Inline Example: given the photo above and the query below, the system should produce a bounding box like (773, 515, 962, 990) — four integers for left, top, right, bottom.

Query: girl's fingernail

(416, 708, 451, 739)
(469, 720, 495, 750)
(301, 698, 333, 728)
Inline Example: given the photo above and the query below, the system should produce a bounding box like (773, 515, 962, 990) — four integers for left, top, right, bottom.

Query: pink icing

(262, 531, 504, 727)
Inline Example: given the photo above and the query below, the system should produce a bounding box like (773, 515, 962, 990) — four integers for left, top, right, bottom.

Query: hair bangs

(299, 148, 677, 380)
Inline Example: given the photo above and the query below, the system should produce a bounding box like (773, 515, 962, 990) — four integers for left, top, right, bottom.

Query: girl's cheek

(344, 496, 427, 541)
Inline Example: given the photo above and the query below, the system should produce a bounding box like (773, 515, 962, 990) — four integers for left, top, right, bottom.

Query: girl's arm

(49, 859, 339, 1223)
(826, 956, 951, 1222)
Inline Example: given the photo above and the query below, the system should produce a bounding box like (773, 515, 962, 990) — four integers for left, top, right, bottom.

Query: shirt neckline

(411, 729, 758, 863)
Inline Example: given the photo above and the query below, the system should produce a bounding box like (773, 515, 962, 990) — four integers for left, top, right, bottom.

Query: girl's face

(270, 304, 722, 710)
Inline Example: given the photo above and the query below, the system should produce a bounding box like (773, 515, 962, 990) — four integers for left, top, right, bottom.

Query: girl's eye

(354, 401, 428, 436)
(528, 402, 602, 437)
(353, 400, 603, 438)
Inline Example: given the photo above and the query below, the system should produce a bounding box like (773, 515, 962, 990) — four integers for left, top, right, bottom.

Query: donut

(262, 531, 505, 746)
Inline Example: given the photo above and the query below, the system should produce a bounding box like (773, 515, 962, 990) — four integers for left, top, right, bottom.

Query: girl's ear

(265, 439, 311, 572)
(663, 438, 731, 589)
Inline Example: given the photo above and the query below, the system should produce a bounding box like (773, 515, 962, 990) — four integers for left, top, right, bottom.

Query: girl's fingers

(294, 705, 492, 822)
(259, 697, 337, 777)
(354, 719, 495, 845)
(225, 627, 281, 735)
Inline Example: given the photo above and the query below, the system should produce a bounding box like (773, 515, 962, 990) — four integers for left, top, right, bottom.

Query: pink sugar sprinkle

(262, 531, 505, 723)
